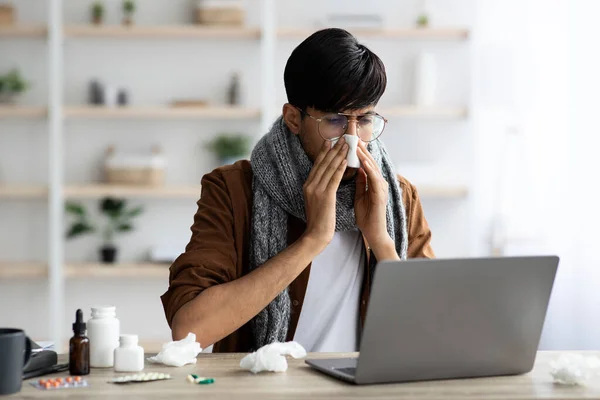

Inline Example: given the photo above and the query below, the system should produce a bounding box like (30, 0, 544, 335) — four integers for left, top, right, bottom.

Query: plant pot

(92, 16, 103, 25)
(100, 246, 118, 264)
(123, 15, 134, 26)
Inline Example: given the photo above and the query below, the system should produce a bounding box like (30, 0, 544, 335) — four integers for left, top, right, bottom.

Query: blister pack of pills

(109, 372, 172, 384)
(30, 376, 89, 390)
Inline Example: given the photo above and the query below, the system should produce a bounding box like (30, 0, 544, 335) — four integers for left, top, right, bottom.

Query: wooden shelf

(0, 185, 47, 199)
(64, 106, 260, 119)
(64, 185, 201, 199)
(65, 263, 170, 278)
(278, 27, 469, 40)
(381, 106, 468, 119)
(418, 186, 469, 199)
(0, 25, 47, 38)
(64, 25, 261, 39)
(0, 106, 47, 118)
(0, 263, 47, 278)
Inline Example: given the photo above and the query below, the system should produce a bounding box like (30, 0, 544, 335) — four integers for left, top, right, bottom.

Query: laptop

(306, 256, 559, 385)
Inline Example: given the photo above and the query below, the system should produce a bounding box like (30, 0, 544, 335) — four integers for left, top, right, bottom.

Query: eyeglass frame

(293, 105, 388, 143)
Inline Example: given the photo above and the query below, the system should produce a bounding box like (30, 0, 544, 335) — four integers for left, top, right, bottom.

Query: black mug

(0, 329, 32, 395)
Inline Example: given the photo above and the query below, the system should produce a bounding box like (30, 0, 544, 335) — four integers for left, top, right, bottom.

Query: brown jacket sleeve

(161, 169, 238, 327)
(399, 176, 435, 259)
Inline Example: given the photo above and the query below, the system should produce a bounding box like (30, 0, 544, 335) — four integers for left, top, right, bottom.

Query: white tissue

(331, 134, 361, 168)
(549, 354, 600, 386)
(240, 341, 307, 374)
(147, 333, 202, 367)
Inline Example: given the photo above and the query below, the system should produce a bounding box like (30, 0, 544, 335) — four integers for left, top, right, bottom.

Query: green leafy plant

(206, 134, 251, 160)
(92, 1, 104, 21)
(0, 69, 29, 95)
(123, 0, 136, 14)
(416, 14, 429, 27)
(65, 197, 144, 246)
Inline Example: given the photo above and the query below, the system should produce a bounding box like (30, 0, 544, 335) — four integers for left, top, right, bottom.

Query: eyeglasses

(295, 106, 388, 143)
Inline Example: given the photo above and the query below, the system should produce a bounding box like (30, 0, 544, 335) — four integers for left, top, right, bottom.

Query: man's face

(285, 105, 375, 181)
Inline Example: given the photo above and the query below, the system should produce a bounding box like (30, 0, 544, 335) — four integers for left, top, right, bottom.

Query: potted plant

(0, 69, 28, 104)
(416, 14, 429, 28)
(65, 197, 144, 264)
(122, 0, 136, 26)
(206, 134, 251, 166)
(91, 1, 104, 25)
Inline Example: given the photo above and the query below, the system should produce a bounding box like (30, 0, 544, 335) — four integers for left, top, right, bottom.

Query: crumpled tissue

(240, 341, 307, 374)
(147, 333, 202, 367)
(549, 354, 600, 386)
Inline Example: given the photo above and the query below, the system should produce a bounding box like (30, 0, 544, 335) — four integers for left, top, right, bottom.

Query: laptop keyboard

(335, 367, 357, 377)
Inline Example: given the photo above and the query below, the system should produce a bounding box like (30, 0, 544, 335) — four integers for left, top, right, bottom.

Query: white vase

(414, 52, 437, 107)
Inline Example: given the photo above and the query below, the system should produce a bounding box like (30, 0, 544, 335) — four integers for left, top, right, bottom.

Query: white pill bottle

(114, 334, 145, 372)
(87, 305, 120, 368)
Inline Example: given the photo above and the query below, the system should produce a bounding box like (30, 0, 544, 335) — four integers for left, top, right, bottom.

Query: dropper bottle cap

(73, 309, 86, 335)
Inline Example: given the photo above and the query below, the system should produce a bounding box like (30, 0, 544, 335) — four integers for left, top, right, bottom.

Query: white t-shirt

(293, 230, 365, 352)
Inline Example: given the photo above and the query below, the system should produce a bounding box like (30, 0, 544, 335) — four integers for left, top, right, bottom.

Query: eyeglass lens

(318, 114, 385, 142)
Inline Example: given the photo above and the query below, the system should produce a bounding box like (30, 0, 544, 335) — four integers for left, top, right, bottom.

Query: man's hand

(355, 140, 399, 261)
(302, 137, 349, 251)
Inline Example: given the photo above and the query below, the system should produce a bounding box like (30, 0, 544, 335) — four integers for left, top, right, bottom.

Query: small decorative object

(195, 0, 244, 26)
(117, 89, 129, 106)
(103, 85, 118, 107)
(416, 0, 430, 28)
(122, 0, 136, 26)
(104, 146, 166, 186)
(91, 1, 104, 25)
(65, 198, 144, 264)
(0, 69, 29, 104)
(206, 134, 250, 166)
(89, 80, 104, 105)
(226, 73, 240, 106)
(413, 52, 437, 106)
(0, 4, 15, 25)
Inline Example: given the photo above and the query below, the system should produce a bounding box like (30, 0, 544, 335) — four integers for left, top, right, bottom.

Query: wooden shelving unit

(64, 184, 202, 199)
(64, 106, 261, 119)
(64, 25, 261, 39)
(65, 263, 170, 278)
(381, 106, 468, 119)
(0, 106, 47, 118)
(278, 27, 469, 40)
(0, 185, 48, 199)
(0, 263, 47, 278)
(0, 25, 47, 38)
(419, 186, 469, 199)
(0, 1, 474, 347)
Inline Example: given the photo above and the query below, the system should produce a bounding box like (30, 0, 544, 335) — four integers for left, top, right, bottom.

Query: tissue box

(104, 147, 166, 186)
(195, 0, 244, 25)
(0, 5, 15, 25)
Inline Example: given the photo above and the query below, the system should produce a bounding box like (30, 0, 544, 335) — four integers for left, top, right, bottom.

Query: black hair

(284, 28, 387, 113)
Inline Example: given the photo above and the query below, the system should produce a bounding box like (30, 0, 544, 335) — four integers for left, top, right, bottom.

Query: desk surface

(13, 351, 600, 399)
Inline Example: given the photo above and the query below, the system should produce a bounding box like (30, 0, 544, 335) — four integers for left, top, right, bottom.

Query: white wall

(1, 0, 474, 347)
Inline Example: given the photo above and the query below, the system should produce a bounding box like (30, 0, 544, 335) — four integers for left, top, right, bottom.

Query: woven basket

(104, 146, 166, 186)
(196, 7, 244, 25)
(0, 5, 15, 25)
(105, 167, 165, 186)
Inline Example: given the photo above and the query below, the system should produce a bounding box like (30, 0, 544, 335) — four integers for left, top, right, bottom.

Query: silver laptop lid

(355, 256, 558, 384)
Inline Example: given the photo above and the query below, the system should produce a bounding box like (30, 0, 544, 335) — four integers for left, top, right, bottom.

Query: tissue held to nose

(331, 134, 361, 169)
(240, 342, 307, 374)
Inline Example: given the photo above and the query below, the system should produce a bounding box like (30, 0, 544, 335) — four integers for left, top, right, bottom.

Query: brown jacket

(161, 160, 434, 352)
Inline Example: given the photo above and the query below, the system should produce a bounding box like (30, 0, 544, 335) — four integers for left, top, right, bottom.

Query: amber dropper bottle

(69, 309, 90, 376)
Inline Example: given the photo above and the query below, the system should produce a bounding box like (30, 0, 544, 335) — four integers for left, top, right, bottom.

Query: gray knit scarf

(249, 116, 408, 350)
